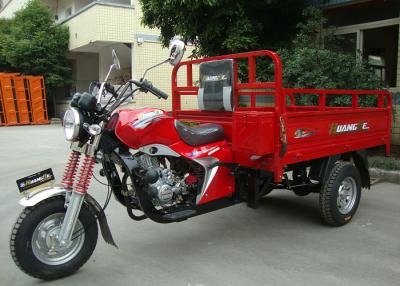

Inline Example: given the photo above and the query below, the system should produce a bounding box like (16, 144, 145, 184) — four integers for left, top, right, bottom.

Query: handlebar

(104, 83, 119, 99)
(131, 79, 169, 100)
(97, 79, 168, 102)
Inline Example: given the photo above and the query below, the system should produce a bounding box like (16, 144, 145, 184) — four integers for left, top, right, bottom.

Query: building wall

(0, 0, 28, 18)
(98, 43, 131, 81)
(62, 3, 159, 51)
(56, 0, 75, 19)
(392, 93, 400, 145)
(71, 52, 99, 92)
(397, 26, 400, 88)
(74, 0, 93, 12)
(129, 41, 198, 111)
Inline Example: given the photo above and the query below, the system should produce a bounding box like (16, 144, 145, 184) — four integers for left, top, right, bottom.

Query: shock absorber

(75, 155, 96, 194)
(58, 155, 96, 246)
(61, 151, 81, 191)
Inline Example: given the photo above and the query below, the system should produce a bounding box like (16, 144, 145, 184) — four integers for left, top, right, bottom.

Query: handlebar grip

(105, 83, 118, 98)
(141, 80, 169, 100)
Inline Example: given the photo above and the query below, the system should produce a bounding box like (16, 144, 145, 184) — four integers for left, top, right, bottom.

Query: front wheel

(319, 161, 362, 226)
(10, 196, 98, 280)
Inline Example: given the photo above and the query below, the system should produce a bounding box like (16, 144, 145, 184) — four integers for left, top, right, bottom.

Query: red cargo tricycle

(10, 41, 392, 280)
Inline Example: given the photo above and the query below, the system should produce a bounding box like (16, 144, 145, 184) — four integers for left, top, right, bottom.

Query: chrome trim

(19, 186, 66, 207)
(63, 108, 81, 141)
(58, 191, 85, 246)
(193, 157, 219, 203)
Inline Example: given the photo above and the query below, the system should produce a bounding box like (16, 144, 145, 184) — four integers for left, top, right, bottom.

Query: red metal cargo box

(232, 111, 275, 155)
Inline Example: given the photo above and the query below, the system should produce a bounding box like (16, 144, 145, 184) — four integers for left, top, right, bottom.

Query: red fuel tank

(114, 108, 181, 149)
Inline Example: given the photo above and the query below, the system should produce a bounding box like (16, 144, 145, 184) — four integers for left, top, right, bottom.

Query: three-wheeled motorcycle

(10, 40, 392, 280)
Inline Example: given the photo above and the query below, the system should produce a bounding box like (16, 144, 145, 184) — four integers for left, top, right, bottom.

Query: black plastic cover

(199, 59, 233, 111)
(78, 92, 97, 112)
(70, 92, 81, 108)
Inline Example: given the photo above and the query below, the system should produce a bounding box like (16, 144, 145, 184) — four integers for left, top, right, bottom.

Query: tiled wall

(129, 41, 198, 111)
(64, 5, 135, 50)
(392, 93, 400, 145)
(397, 23, 400, 88)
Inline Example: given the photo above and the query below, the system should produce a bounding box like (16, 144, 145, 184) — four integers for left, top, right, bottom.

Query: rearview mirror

(112, 49, 121, 70)
(168, 40, 185, 66)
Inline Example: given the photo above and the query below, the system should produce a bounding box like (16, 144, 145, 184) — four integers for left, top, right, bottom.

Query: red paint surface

(171, 50, 392, 182)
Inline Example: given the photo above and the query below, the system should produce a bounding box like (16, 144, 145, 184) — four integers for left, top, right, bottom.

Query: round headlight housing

(63, 108, 81, 141)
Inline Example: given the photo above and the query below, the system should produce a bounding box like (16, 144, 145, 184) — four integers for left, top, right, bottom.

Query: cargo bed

(171, 51, 392, 182)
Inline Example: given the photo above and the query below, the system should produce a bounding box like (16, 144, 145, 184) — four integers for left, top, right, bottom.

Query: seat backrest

(198, 59, 233, 111)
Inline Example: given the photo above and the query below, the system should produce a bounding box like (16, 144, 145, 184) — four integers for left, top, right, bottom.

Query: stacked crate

(0, 73, 48, 126)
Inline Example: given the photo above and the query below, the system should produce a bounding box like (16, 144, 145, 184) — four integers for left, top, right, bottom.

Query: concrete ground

(0, 125, 399, 286)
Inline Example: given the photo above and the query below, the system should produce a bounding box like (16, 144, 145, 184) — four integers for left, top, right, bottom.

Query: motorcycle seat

(175, 120, 225, 147)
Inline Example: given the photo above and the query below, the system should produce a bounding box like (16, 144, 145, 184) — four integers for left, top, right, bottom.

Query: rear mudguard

(309, 150, 370, 189)
(19, 186, 117, 247)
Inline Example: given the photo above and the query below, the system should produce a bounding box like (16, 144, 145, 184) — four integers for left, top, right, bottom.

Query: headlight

(63, 108, 81, 141)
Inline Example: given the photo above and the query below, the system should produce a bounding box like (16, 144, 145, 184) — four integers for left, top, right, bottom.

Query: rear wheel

(319, 161, 361, 226)
(10, 196, 98, 280)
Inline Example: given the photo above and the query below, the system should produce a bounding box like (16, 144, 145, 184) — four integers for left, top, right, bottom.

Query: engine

(136, 154, 191, 206)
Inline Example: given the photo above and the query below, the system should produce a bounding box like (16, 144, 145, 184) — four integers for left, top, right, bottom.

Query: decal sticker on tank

(132, 110, 165, 129)
(329, 121, 369, 135)
(137, 109, 163, 121)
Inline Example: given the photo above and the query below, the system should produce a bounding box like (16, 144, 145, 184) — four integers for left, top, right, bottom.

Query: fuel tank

(114, 108, 180, 149)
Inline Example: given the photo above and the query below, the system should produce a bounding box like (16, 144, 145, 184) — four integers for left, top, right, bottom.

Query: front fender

(19, 186, 66, 207)
(18, 185, 117, 247)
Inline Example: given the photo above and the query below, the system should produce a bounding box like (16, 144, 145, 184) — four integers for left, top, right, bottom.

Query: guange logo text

(330, 122, 369, 135)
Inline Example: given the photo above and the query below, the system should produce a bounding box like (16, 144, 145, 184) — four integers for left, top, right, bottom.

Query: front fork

(58, 151, 96, 246)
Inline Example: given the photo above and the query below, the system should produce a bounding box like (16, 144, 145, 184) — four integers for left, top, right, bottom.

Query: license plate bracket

(16, 168, 55, 193)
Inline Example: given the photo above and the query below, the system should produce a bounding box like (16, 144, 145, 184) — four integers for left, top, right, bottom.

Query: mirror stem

(140, 59, 169, 81)
(97, 64, 115, 104)
(104, 64, 115, 83)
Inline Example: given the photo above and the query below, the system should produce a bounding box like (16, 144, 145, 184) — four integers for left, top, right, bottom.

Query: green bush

(368, 156, 400, 171)
(256, 7, 383, 106)
(0, 0, 71, 88)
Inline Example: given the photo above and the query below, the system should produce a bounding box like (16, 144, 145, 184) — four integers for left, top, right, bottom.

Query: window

(65, 7, 72, 17)
(332, 18, 400, 88)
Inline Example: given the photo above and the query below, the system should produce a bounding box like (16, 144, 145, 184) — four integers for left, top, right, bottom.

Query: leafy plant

(369, 156, 400, 171)
(251, 7, 382, 106)
(0, 0, 71, 88)
(140, 2, 383, 106)
(139, 0, 307, 57)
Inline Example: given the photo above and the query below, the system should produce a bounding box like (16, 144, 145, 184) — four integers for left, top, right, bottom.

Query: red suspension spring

(61, 151, 81, 191)
(75, 155, 96, 194)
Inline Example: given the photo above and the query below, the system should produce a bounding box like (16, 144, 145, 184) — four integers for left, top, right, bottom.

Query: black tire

(10, 196, 98, 280)
(319, 161, 362, 226)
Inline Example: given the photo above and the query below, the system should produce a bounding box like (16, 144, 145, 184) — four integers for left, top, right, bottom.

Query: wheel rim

(31, 213, 85, 266)
(337, 177, 357, 215)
